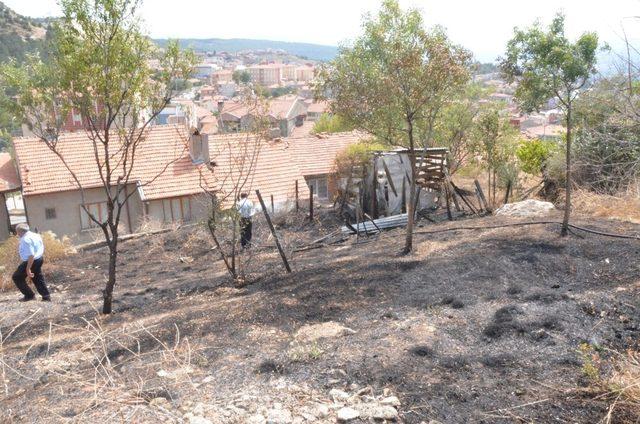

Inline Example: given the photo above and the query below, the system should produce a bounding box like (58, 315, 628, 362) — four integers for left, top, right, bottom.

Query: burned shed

(339, 147, 449, 219)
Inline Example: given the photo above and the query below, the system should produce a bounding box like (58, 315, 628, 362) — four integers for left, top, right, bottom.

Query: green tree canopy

(500, 13, 599, 236)
(0, 0, 195, 314)
(317, 0, 471, 253)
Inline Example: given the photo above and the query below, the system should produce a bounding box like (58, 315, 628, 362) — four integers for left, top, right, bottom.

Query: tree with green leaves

(0, 0, 194, 314)
(232, 69, 251, 85)
(475, 107, 519, 205)
(317, 0, 471, 253)
(501, 13, 599, 236)
(433, 82, 486, 174)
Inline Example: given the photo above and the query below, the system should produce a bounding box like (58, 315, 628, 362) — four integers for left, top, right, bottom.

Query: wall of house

(144, 193, 210, 226)
(24, 184, 143, 244)
(0, 193, 10, 241)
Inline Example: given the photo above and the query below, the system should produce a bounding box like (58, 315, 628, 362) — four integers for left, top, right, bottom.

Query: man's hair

(16, 223, 30, 233)
(240, 193, 248, 199)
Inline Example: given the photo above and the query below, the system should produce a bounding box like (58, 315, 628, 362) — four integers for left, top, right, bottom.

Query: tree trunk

(561, 106, 572, 237)
(102, 238, 118, 314)
(404, 119, 416, 254)
(405, 167, 416, 254)
(487, 168, 491, 206)
(493, 168, 497, 205)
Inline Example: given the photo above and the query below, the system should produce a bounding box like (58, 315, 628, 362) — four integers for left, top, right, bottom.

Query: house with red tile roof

(287, 132, 363, 200)
(11, 121, 366, 243)
(219, 96, 308, 136)
(11, 126, 315, 243)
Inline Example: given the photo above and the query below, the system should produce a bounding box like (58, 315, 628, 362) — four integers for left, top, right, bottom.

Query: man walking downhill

(13, 224, 50, 302)
(236, 193, 255, 248)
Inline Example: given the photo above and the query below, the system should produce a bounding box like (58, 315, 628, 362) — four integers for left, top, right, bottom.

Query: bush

(0, 231, 72, 291)
(516, 138, 558, 175)
(311, 113, 354, 134)
(544, 149, 567, 187)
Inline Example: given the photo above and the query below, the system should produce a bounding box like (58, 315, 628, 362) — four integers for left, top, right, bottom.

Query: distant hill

(0, 1, 53, 63)
(153, 38, 338, 62)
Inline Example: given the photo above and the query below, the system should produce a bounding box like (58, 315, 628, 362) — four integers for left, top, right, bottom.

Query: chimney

(189, 130, 210, 165)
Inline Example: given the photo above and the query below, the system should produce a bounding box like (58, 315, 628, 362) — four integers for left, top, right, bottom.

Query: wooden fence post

(474, 179, 491, 212)
(270, 194, 274, 214)
(503, 180, 512, 205)
(255, 190, 291, 273)
(309, 185, 314, 221)
(295, 180, 299, 212)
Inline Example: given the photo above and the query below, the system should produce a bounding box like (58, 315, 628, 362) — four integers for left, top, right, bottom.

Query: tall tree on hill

(501, 13, 599, 236)
(0, 0, 194, 314)
(316, 0, 471, 253)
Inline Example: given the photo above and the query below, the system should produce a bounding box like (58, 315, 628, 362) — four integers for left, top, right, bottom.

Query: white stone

(312, 403, 330, 418)
(266, 408, 293, 424)
(337, 407, 360, 421)
(329, 388, 350, 402)
(192, 403, 206, 416)
(294, 322, 356, 343)
(372, 405, 398, 420)
(495, 199, 555, 218)
(247, 414, 266, 424)
(183, 413, 212, 424)
(380, 396, 401, 406)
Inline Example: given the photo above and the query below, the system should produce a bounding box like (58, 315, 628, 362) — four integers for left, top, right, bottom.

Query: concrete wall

(24, 185, 143, 244)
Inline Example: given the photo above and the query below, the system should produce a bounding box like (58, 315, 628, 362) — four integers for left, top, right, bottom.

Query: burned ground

(0, 211, 638, 423)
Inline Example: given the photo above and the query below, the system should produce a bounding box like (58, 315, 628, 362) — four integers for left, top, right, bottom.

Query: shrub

(311, 113, 354, 134)
(0, 231, 72, 291)
(544, 149, 568, 188)
(516, 138, 559, 175)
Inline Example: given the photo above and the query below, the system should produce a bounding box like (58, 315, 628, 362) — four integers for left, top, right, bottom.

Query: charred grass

(0, 214, 638, 423)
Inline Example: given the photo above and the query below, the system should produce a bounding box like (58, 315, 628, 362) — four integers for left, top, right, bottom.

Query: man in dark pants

(12, 223, 50, 302)
(236, 193, 255, 248)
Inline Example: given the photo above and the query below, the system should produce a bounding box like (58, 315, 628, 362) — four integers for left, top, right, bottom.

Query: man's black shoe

(19, 296, 35, 302)
(41, 296, 51, 302)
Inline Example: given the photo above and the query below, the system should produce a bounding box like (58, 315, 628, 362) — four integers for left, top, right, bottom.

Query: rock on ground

(294, 321, 356, 343)
(337, 407, 360, 421)
(495, 199, 555, 218)
(266, 408, 293, 424)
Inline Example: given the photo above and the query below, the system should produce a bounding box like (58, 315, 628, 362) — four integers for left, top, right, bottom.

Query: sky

(5, 0, 640, 62)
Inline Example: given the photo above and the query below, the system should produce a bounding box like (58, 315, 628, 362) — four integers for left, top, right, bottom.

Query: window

(45, 208, 56, 220)
(307, 177, 328, 199)
(80, 202, 108, 229)
(162, 197, 192, 223)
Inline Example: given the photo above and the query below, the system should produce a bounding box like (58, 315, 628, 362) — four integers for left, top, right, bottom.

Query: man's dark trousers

(240, 218, 252, 247)
(13, 258, 50, 299)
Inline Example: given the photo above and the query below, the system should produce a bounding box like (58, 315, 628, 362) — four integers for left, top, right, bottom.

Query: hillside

(0, 209, 638, 423)
(154, 38, 338, 62)
(0, 1, 52, 63)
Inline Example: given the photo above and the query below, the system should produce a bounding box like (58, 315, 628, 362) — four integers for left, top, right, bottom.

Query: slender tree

(475, 107, 518, 205)
(317, 0, 470, 253)
(198, 92, 271, 284)
(0, 0, 194, 313)
(501, 13, 599, 236)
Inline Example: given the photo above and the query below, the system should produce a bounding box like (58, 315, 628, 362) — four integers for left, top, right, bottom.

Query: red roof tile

(287, 132, 364, 176)
(12, 126, 311, 203)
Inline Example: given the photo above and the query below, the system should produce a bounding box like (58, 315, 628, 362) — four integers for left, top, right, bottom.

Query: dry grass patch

(573, 190, 640, 224)
(580, 345, 640, 423)
(0, 232, 73, 291)
(602, 350, 640, 423)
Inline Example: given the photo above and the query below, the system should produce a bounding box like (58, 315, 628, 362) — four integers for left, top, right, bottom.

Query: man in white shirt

(12, 223, 50, 302)
(236, 193, 255, 248)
